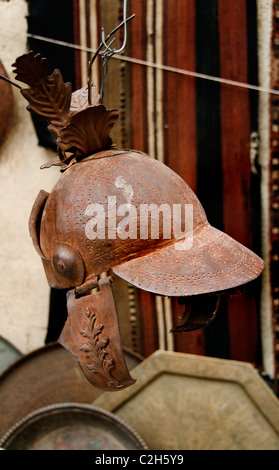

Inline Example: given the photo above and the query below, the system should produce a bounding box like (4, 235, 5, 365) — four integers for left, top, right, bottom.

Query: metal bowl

(0, 403, 148, 450)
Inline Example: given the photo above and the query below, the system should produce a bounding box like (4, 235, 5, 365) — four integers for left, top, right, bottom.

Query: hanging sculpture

(6, 49, 263, 391)
(0, 7, 265, 391)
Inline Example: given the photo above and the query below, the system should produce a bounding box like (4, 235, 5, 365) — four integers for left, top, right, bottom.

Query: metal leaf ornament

(70, 85, 100, 113)
(12, 51, 119, 169)
(13, 52, 72, 137)
(57, 106, 119, 158)
(12, 52, 48, 86)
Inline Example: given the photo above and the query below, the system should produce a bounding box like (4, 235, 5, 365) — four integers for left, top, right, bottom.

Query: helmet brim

(113, 224, 265, 297)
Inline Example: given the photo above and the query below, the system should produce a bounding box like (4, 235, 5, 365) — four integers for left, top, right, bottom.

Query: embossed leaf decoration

(78, 308, 119, 386)
(21, 70, 72, 137)
(12, 52, 119, 166)
(70, 84, 100, 114)
(13, 51, 72, 137)
(57, 105, 119, 157)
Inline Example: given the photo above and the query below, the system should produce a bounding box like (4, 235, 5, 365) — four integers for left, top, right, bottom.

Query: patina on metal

(10, 51, 265, 392)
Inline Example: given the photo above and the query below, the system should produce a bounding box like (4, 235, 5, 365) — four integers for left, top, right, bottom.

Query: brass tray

(0, 342, 143, 439)
(0, 403, 147, 450)
(94, 350, 279, 450)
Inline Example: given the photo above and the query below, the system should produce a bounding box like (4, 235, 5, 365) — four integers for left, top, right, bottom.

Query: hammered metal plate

(0, 342, 143, 439)
(94, 350, 279, 450)
(0, 403, 147, 450)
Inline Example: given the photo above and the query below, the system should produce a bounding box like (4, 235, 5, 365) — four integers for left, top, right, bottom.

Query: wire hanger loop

(87, 1, 135, 104)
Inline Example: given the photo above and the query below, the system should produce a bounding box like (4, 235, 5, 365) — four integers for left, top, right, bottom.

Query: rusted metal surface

(0, 403, 148, 450)
(0, 60, 14, 148)
(12, 51, 118, 170)
(10, 51, 265, 392)
(28, 148, 264, 298)
(58, 277, 136, 391)
(171, 294, 221, 333)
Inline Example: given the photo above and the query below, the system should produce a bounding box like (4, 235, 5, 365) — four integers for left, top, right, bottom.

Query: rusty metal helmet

(11, 52, 264, 392)
(30, 148, 264, 299)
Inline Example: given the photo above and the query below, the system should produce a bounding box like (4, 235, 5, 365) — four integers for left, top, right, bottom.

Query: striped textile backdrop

(27, 0, 276, 388)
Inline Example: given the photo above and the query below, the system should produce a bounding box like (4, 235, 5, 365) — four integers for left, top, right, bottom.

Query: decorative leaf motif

(13, 51, 72, 137)
(21, 69, 72, 136)
(79, 307, 119, 387)
(12, 51, 119, 166)
(12, 51, 48, 86)
(70, 85, 100, 114)
(57, 105, 119, 158)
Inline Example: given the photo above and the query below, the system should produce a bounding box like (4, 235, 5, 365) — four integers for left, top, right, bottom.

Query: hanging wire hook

(101, 0, 128, 55)
(87, 2, 135, 104)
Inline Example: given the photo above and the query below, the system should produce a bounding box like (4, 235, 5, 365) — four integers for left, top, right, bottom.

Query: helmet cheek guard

(29, 189, 49, 259)
(29, 192, 85, 289)
(29, 189, 135, 392)
(49, 242, 85, 289)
